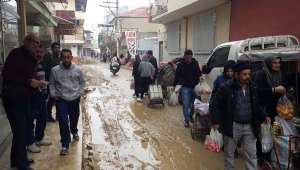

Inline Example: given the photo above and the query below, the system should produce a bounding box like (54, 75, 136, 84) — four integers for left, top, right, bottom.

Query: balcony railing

(151, 0, 168, 18)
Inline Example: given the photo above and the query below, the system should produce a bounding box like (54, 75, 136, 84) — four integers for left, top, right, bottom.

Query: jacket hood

(141, 55, 149, 61)
(222, 60, 236, 75)
(59, 61, 75, 70)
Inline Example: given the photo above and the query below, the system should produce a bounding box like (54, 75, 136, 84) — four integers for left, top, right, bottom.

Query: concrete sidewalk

(0, 113, 82, 170)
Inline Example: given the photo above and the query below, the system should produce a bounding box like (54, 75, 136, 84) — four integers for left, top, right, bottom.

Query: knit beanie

(233, 61, 251, 72)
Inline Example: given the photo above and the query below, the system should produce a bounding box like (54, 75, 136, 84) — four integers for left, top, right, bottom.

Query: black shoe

(234, 149, 238, 158)
(184, 121, 189, 127)
(257, 158, 265, 166)
(48, 116, 56, 122)
(189, 118, 194, 123)
(11, 159, 34, 168)
(26, 166, 35, 170)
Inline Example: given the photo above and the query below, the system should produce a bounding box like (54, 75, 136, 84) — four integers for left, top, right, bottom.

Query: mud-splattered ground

(79, 58, 256, 170)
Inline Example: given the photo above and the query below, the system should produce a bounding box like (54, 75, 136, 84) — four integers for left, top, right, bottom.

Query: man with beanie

(43, 42, 61, 122)
(171, 49, 203, 127)
(209, 61, 271, 170)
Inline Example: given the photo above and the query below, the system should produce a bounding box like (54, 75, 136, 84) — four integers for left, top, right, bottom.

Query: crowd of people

(1, 33, 85, 170)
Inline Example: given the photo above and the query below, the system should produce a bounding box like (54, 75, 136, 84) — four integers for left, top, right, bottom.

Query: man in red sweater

(1, 33, 47, 170)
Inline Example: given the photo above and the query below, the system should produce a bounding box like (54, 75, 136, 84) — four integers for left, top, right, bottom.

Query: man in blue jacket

(49, 49, 85, 155)
(171, 50, 203, 127)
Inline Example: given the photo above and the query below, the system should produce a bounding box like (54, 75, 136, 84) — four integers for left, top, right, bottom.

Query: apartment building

(149, 0, 231, 63)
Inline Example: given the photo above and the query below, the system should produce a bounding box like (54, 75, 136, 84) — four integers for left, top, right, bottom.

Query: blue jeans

(181, 86, 196, 122)
(26, 95, 48, 146)
(56, 97, 80, 148)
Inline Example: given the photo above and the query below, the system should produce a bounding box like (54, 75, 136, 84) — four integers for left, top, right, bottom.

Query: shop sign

(55, 24, 75, 35)
(125, 31, 136, 54)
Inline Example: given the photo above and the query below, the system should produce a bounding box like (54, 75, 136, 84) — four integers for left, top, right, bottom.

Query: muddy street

(80, 58, 249, 170)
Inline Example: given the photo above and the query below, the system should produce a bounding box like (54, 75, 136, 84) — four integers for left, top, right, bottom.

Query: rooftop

(119, 7, 149, 18)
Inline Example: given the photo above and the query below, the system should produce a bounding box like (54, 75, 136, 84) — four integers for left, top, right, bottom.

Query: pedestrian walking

(132, 54, 142, 98)
(103, 52, 107, 63)
(126, 51, 131, 63)
(49, 49, 85, 155)
(26, 44, 52, 154)
(43, 42, 61, 122)
(1, 33, 48, 170)
(147, 50, 158, 84)
(210, 61, 271, 170)
(171, 50, 203, 127)
(138, 55, 155, 102)
(210, 60, 242, 158)
(254, 54, 286, 165)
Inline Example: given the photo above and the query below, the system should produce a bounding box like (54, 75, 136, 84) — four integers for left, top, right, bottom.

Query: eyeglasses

(26, 39, 40, 45)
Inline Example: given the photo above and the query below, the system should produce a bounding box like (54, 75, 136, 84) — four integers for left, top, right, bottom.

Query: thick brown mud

(79, 58, 253, 170)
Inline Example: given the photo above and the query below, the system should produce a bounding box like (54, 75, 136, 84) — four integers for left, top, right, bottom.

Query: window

(193, 13, 215, 52)
(206, 47, 230, 73)
(167, 23, 180, 52)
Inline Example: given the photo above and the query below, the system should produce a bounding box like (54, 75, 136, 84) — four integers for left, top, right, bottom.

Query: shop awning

(26, 1, 58, 26)
(52, 15, 74, 25)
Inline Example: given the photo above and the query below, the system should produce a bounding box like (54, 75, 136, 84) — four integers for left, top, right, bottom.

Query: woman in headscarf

(132, 54, 142, 98)
(254, 53, 286, 165)
(210, 60, 235, 103)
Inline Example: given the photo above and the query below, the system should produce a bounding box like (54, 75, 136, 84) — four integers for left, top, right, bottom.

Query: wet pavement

(80, 58, 257, 170)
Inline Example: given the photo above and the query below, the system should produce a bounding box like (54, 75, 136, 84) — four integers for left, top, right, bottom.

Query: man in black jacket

(171, 50, 203, 127)
(210, 61, 271, 170)
(147, 50, 158, 84)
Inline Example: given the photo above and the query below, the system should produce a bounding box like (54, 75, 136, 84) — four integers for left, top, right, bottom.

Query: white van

(201, 35, 299, 102)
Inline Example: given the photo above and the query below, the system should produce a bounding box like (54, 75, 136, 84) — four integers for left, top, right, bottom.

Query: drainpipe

(183, 16, 188, 51)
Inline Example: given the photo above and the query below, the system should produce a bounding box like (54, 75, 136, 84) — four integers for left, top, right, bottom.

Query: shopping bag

(130, 78, 135, 89)
(204, 128, 222, 153)
(275, 116, 298, 136)
(276, 94, 294, 120)
(260, 123, 273, 153)
(194, 99, 209, 115)
(168, 92, 178, 106)
(195, 82, 212, 96)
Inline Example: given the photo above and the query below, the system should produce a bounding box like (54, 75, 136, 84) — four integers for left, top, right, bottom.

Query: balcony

(150, 0, 227, 24)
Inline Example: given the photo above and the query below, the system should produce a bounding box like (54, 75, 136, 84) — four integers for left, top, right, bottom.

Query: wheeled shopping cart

(261, 136, 300, 170)
(191, 111, 212, 139)
(148, 84, 164, 107)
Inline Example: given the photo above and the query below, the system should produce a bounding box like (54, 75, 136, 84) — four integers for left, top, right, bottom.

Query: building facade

(150, 0, 231, 64)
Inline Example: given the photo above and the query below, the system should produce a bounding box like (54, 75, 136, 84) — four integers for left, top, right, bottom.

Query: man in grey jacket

(138, 55, 155, 102)
(49, 49, 85, 155)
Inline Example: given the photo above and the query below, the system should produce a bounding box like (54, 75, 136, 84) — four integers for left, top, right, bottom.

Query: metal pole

(116, 0, 120, 58)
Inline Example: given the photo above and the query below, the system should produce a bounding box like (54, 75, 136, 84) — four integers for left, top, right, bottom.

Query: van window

(206, 47, 230, 73)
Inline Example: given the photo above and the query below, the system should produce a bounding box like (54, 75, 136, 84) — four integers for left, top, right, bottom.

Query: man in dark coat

(43, 42, 61, 122)
(210, 61, 271, 170)
(147, 50, 158, 84)
(171, 50, 203, 127)
(1, 33, 48, 170)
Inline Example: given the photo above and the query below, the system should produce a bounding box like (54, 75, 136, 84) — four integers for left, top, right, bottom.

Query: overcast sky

(84, 0, 151, 32)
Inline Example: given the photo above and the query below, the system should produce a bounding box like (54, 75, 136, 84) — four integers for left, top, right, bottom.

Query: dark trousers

(141, 77, 150, 99)
(103, 58, 107, 63)
(26, 95, 48, 146)
(134, 76, 142, 97)
(47, 96, 55, 118)
(56, 97, 80, 148)
(2, 99, 30, 169)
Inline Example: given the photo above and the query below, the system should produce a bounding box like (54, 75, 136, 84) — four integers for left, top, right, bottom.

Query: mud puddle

(79, 58, 251, 170)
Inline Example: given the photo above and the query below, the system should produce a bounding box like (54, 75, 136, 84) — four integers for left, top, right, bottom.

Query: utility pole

(102, 0, 120, 58)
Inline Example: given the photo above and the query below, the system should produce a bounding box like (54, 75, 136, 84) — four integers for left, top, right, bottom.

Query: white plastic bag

(194, 99, 209, 115)
(275, 116, 297, 136)
(204, 128, 223, 153)
(168, 92, 178, 106)
(260, 123, 273, 153)
(195, 82, 212, 96)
